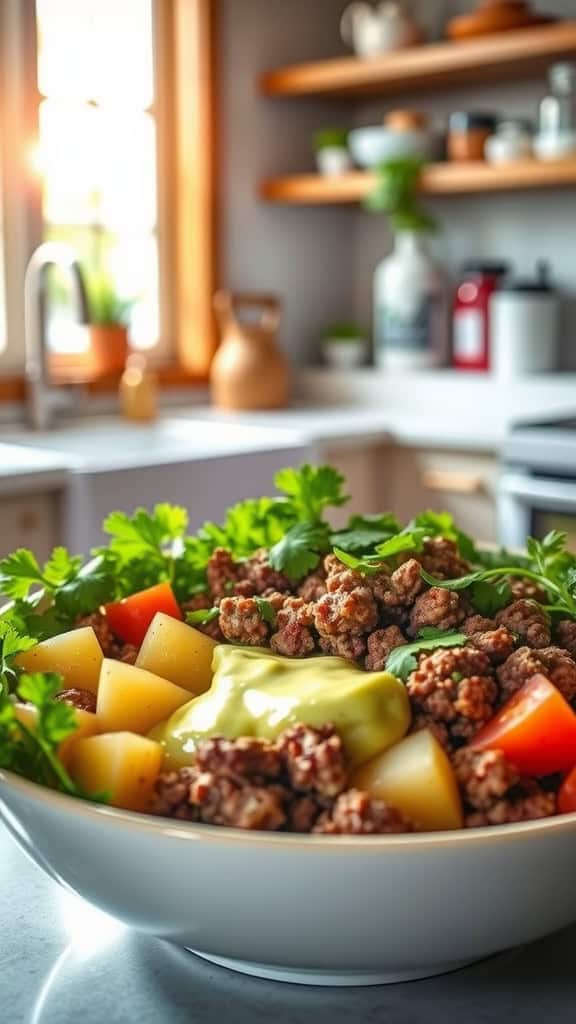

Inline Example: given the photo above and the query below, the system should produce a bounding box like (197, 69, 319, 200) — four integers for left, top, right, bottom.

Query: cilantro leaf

(269, 522, 330, 580)
(376, 528, 428, 560)
(0, 621, 37, 694)
(385, 631, 467, 681)
(331, 513, 400, 554)
(186, 607, 219, 626)
(274, 464, 349, 522)
(469, 578, 512, 617)
(332, 548, 386, 576)
(0, 549, 45, 600)
(409, 510, 477, 563)
(42, 547, 83, 589)
(254, 597, 276, 626)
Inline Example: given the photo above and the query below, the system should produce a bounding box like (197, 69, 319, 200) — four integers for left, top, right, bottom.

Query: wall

(220, 0, 576, 368)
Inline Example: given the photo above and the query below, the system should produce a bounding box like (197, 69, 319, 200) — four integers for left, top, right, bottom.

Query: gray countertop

(2, 823, 576, 1024)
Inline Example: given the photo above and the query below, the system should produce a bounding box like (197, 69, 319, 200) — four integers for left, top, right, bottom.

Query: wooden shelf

(261, 160, 576, 204)
(260, 23, 576, 98)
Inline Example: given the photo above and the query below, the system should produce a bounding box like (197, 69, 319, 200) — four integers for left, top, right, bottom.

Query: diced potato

(136, 613, 216, 694)
(12, 702, 100, 767)
(15, 627, 103, 695)
(352, 729, 463, 832)
(69, 732, 163, 812)
(96, 658, 192, 735)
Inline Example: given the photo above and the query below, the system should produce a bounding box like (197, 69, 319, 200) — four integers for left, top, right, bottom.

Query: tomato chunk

(558, 765, 576, 815)
(104, 582, 182, 647)
(471, 673, 576, 777)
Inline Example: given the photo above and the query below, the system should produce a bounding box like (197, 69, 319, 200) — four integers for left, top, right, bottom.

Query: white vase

(373, 231, 447, 370)
(316, 147, 353, 177)
(322, 338, 367, 368)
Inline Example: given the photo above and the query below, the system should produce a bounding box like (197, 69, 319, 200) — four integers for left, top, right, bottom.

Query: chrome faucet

(24, 242, 90, 430)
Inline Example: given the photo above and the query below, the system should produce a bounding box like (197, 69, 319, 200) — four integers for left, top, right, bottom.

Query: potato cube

(96, 658, 192, 735)
(136, 613, 216, 694)
(12, 702, 100, 768)
(352, 729, 463, 831)
(69, 732, 163, 812)
(15, 627, 103, 695)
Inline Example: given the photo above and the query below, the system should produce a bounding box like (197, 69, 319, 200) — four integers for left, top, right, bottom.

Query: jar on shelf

(447, 112, 497, 162)
(452, 262, 509, 372)
(485, 119, 533, 165)
(536, 62, 576, 161)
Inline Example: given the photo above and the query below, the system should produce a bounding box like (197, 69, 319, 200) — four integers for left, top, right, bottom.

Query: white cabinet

(0, 493, 61, 561)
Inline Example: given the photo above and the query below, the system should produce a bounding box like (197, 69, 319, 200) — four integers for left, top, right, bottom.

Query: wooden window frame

(0, 0, 218, 401)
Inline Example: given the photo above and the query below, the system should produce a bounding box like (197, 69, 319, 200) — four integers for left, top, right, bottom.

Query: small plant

(313, 127, 349, 151)
(365, 157, 437, 233)
(324, 322, 365, 342)
(85, 270, 133, 327)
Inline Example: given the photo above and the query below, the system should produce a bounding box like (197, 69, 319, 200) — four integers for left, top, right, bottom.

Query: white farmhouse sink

(7, 415, 313, 552)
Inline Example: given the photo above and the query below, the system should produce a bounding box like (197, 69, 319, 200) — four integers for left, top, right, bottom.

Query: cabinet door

(376, 448, 498, 543)
(322, 446, 384, 528)
(0, 493, 61, 562)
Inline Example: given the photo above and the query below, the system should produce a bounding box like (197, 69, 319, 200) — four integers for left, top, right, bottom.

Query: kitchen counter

(0, 443, 69, 496)
(2, 823, 575, 1024)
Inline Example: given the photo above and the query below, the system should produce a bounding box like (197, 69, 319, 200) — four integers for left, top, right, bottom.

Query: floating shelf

(260, 22, 576, 98)
(261, 160, 576, 204)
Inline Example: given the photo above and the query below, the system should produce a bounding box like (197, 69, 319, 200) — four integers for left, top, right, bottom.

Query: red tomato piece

(558, 765, 576, 815)
(471, 673, 576, 777)
(104, 582, 182, 647)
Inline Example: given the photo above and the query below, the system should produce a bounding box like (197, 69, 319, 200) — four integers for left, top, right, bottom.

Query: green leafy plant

(323, 322, 365, 343)
(85, 270, 133, 326)
(313, 127, 349, 151)
(385, 628, 468, 681)
(365, 157, 436, 233)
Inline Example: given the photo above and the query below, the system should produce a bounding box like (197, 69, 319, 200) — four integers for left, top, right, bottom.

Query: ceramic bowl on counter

(348, 112, 433, 168)
(2, 768, 576, 987)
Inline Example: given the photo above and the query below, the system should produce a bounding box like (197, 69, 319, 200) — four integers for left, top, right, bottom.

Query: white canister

(490, 268, 559, 379)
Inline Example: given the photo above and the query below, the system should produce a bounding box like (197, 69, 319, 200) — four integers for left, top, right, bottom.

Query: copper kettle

(211, 291, 290, 411)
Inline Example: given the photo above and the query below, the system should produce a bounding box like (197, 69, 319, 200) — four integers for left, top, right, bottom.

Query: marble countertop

(2, 823, 575, 1024)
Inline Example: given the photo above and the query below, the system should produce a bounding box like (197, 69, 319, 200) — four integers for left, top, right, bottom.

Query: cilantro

(0, 621, 37, 695)
(274, 464, 349, 522)
(330, 513, 401, 554)
(269, 522, 331, 580)
(409, 510, 477, 563)
(186, 607, 219, 626)
(254, 597, 276, 625)
(0, 672, 83, 795)
(385, 631, 468, 681)
(468, 578, 512, 617)
(332, 527, 428, 576)
(332, 548, 386, 576)
(0, 549, 46, 600)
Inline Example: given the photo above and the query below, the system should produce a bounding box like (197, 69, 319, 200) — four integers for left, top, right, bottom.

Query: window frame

(0, 0, 218, 397)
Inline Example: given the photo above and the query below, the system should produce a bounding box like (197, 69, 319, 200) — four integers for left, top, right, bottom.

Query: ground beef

(325, 567, 366, 595)
(463, 615, 496, 635)
(408, 588, 466, 637)
(497, 645, 576, 704)
(419, 537, 470, 580)
(270, 596, 316, 657)
(508, 577, 549, 604)
(152, 766, 199, 821)
(191, 772, 288, 830)
(556, 619, 576, 659)
(297, 572, 327, 602)
(467, 626, 516, 665)
(285, 795, 323, 832)
(276, 723, 347, 799)
(495, 599, 551, 649)
(218, 596, 269, 645)
(365, 626, 406, 671)
(319, 633, 367, 662)
(243, 549, 292, 595)
(465, 790, 556, 828)
(314, 585, 378, 638)
(75, 612, 138, 663)
(54, 687, 97, 713)
(206, 548, 243, 601)
(324, 553, 347, 577)
(410, 713, 451, 751)
(195, 735, 283, 782)
(313, 789, 412, 835)
(407, 647, 498, 745)
(373, 559, 423, 610)
(452, 747, 519, 811)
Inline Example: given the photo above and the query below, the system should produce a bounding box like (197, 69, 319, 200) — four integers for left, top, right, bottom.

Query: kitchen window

(0, 0, 216, 387)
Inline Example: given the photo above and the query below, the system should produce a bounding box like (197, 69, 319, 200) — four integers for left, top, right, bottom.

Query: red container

(452, 262, 508, 371)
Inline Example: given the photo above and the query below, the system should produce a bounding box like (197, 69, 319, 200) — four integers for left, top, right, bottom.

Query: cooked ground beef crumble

(75, 539, 576, 834)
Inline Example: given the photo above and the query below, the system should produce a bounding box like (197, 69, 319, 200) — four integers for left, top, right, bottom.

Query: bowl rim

(2, 766, 576, 851)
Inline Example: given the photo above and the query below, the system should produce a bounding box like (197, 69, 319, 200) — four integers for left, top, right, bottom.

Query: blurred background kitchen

(1, 0, 576, 564)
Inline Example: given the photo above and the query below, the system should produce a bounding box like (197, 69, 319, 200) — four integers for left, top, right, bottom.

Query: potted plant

(322, 322, 367, 368)
(85, 271, 133, 376)
(313, 127, 352, 177)
(367, 157, 447, 370)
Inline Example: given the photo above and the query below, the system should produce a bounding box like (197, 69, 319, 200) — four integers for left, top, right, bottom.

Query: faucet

(24, 242, 90, 430)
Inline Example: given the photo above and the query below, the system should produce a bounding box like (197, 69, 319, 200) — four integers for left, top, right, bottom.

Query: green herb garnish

(385, 630, 468, 681)
(186, 607, 220, 627)
(254, 597, 277, 626)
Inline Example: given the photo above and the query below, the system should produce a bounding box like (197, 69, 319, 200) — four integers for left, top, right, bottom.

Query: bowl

(2, 767, 576, 987)
(348, 126, 432, 168)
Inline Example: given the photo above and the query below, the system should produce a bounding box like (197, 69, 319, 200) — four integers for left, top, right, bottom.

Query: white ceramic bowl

(2, 768, 576, 987)
(348, 126, 432, 168)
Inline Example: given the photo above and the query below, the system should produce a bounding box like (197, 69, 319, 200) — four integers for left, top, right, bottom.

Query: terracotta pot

(211, 292, 290, 411)
(89, 324, 129, 376)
